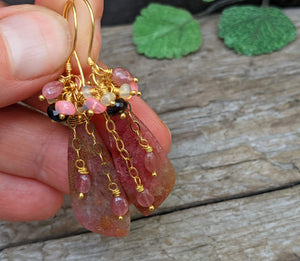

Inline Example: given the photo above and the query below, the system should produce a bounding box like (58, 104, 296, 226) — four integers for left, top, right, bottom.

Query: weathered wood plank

(1, 186, 299, 261)
(1, 9, 300, 250)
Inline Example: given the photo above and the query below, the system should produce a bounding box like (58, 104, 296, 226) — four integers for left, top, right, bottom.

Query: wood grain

(1, 187, 299, 261)
(0, 9, 299, 260)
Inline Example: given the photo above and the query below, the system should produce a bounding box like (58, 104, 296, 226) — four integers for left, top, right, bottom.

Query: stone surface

(42, 81, 63, 100)
(85, 97, 106, 114)
(68, 124, 130, 237)
(112, 67, 134, 86)
(55, 101, 76, 115)
(94, 112, 176, 216)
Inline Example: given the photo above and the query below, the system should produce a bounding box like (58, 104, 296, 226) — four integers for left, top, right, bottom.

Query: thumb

(0, 5, 72, 107)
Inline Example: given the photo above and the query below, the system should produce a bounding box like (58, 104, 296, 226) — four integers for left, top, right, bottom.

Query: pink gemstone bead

(144, 151, 159, 174)
(130, 82, 139, 93)
(136, 189, 154, 208)
(76, 174, 91, 193)
(42, 81, 63, 99)
(111, 196, 129, 216)
(112, 67, 134, 86)
(55, 101, 76, 115)
(85, 97, 106, 114)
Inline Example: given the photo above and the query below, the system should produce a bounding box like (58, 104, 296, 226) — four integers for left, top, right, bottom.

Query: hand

(0, 0, 171, 222)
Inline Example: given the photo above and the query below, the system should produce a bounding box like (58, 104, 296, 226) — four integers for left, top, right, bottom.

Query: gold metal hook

(62, 0, 86, 85)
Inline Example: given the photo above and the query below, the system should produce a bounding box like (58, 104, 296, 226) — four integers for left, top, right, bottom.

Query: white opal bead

(81, 85, 93, 98)
(119, 84, 132, 100)
(101, 92, 116, 106)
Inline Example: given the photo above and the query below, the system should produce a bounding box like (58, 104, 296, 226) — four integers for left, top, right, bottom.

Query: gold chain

(128, 111, 153, 153)
(103, 112, 144, 193)
(84, 120, 121, 197)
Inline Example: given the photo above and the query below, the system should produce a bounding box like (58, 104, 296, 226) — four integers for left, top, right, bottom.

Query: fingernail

(0, 11, 71, 80)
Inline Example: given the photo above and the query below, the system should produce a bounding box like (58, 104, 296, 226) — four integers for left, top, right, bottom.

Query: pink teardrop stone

(130, 82, 139, 93)
(112, 67, 134, 86)
(55, 101, 76, 115)
(136, 189, 154, 208)
(144, 151, 159, 174)
(111, 196, 129, 216)
(42, 81, 63, 99)
(85, 97, 106, 114)
(76, 174, 91, 193)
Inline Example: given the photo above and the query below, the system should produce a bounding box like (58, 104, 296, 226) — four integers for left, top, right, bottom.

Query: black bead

(106, 98, 128, 116)
(47, 103, 68, 122)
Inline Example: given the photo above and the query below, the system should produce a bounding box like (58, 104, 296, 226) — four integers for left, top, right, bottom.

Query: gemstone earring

(39, 0, 176, 237)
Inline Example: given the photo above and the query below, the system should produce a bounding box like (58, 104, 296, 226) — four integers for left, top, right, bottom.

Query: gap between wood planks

(1, 181, 299, 253)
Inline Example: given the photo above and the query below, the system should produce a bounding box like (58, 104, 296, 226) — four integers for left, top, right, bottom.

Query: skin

(0, 0, 171, 221)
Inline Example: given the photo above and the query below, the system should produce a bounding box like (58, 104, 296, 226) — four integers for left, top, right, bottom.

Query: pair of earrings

(39, 0, 176, 237)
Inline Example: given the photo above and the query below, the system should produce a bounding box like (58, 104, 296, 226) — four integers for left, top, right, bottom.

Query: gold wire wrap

(128, 111, 153, 153)
(103, 112, 144, 192)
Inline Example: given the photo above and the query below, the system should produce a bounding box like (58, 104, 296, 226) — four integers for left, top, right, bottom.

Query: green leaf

(218, 6, 297, 56)
(133, 3, 202, 59)
(202, 0, 216, 2)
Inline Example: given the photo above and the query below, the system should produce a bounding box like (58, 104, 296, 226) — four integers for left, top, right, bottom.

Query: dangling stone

(144, 151, 159, 175)
(111, 196, 129, 217)
(119, 84, 132, 100)
(130, 82, 139, 93)
(85, 97, 106, 114)
(101, 92, 116, 106)
(76, 174, 91, 193)
(106, 98, 128, 116)
(47, 103, 68, 122)
(136, 189, 154, 208)
(55, 100, 76, 115)
(112, 67, 134, 86)
(42, 81, 63, 100)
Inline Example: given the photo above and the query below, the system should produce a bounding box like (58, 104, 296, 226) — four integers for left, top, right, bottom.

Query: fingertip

(0, 173, 64, 221)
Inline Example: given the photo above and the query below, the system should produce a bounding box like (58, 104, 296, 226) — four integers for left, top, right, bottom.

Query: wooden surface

(1, 9, 300, 261)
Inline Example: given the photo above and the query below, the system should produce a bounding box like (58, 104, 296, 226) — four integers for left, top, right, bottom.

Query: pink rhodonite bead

(76, 174, 91, 193)
(136, 189, 154, 208)
(111, 196, 129, 216)
(42, 81, 63, 99)
(85, 97, 106, 114)
(144, 151, 159, 174)
(55, 101, 76, 115)
(130, 82, 139, 93)
(112, 67, 134, 86)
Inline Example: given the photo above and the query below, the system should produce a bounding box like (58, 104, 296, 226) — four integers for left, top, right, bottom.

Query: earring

(39, 0, 175, 237)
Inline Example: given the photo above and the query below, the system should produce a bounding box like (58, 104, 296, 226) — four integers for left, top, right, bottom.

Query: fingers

(36, 0, 104, 71)
(0, 172, 64, 221)
(0, 105, 69, 194)
(0, 5, 72, 107)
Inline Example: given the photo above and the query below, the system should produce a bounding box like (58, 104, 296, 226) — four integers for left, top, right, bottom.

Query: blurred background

(3, 0, 300, 25)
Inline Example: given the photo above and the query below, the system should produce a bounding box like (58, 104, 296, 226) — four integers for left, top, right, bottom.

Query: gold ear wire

(82, 0, 95, 60)
(62, 0, 86, 85)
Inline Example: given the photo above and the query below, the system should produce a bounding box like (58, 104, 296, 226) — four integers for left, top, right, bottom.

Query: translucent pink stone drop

(136, 189, 154, 208)
(76, 174, 91, 193)
(130, 82, 139, 93)
(55, 101, 76, 115)
(144, 151, 159, 174)
(112, 67, 134, 86)
(42, 81, 63, 99)
(111, 196, 129, 216)
(85, 97, 106, 114)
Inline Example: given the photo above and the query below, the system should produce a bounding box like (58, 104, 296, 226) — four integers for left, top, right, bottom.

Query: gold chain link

(84, 120, 121, 197)
(67, 117, 89, 175)
(103, 112, 144, 192)
(128, 111, 153, 153)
